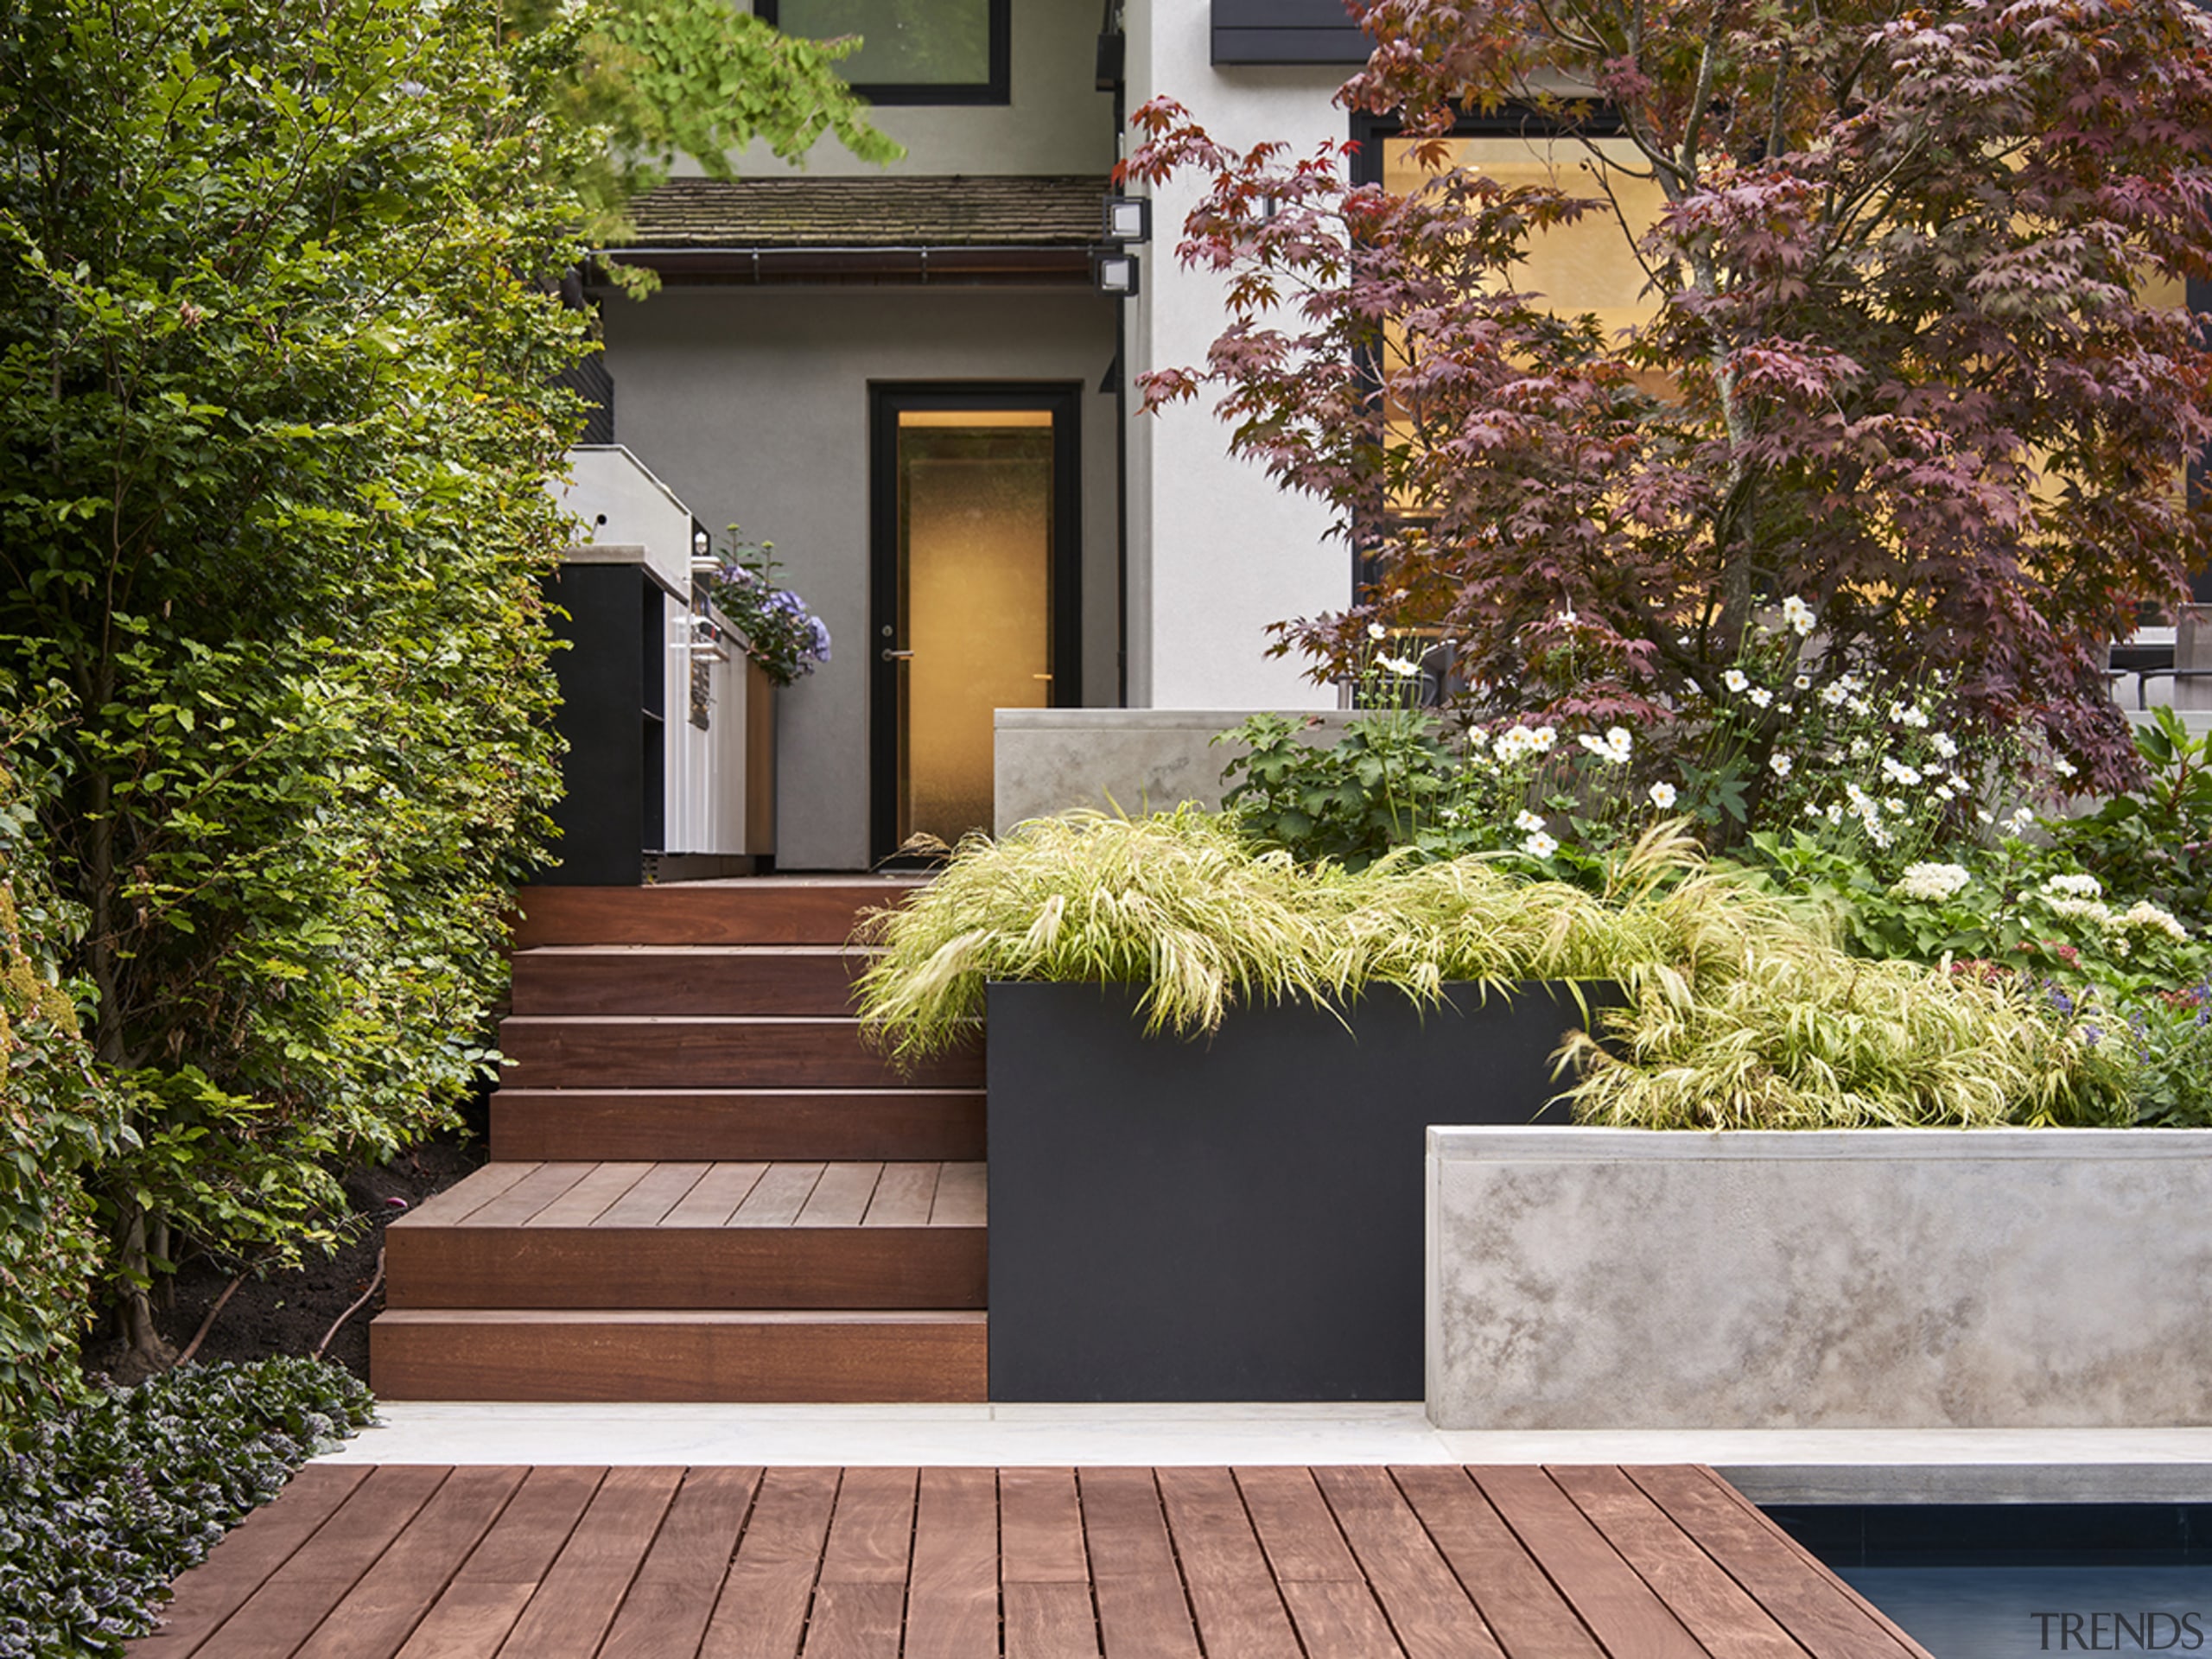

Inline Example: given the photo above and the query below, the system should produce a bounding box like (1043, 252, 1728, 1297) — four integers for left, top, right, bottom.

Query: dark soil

(92, 1135, 484, 1385)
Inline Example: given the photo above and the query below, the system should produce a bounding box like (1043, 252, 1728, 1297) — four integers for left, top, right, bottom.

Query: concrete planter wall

(986, 981, 1595, 1402)
(993, 709, 1360, 836)
(1427, 1127, 2212, 1429)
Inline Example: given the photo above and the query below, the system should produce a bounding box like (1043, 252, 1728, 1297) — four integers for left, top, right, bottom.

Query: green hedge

(0, 1358, 373, 1658)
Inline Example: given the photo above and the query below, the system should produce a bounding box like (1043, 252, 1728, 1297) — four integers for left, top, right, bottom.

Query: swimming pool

(1769, 1505, 2212, 1656)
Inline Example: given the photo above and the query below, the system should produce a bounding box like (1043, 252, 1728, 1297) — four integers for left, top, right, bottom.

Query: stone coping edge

(1427, 1124, 2212, 1161)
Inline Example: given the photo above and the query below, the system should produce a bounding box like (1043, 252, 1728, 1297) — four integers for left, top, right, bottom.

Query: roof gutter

(594, 245, 1097, 286)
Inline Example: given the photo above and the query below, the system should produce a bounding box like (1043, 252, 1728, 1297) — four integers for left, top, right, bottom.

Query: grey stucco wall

(601, 286, 1120, 870)
(1427, 1127, 2212, 1430)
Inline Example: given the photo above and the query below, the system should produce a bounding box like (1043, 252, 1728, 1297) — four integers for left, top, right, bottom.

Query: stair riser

(497, 1021, 981, 1090)
(510, 953, 865, 1018)
(514, 884, 918, 947)
(371, 1317, 987, 1402)
(385, 1228, 987, 1310)
(489, 1092, 986, 1163)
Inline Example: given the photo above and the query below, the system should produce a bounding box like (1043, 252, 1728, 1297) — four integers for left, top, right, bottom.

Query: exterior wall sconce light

(1092, 250, 1140, 296)
(1101, 194, 1151, 244)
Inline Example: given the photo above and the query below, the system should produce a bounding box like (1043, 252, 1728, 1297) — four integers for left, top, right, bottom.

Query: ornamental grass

(855, 808, 2132, 1128)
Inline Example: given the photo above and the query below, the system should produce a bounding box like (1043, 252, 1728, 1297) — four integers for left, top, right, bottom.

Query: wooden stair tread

(488, 1090, 985, 1165)
(397, 1161, 986, 1230)
(376, 1308, 985, 1325)
(513, 880, 925, 947)
(494, 1017, 981, 1090)
(370, 1309, 988, 1402)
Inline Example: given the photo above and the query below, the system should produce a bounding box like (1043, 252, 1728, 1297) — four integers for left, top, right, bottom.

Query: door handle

(881, 649, 914, 661)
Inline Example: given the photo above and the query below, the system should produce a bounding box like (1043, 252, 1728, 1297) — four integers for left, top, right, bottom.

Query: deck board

(131, 1465, 1931, 1658)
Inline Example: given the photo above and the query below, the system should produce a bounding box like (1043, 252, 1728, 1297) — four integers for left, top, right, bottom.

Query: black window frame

(756, 0, 1011, 106)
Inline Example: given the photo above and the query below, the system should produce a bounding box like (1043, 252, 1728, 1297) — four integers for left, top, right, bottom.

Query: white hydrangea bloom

(2120, 901, 2189, 941)
(2043, 873, 2103, 899)
(1891, 863, 1973, 902)
(2045, 895, 2114, 927)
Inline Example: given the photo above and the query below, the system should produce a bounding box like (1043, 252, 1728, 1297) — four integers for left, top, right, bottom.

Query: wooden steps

(509, 945, 864, 1017)
(497, 1016, 982, 1090)
(372, 879, 986, 1402)
(488, 1090, 984, 1163)
(384, 1160, 987, 1308)
(371, 1312, 988, 1403)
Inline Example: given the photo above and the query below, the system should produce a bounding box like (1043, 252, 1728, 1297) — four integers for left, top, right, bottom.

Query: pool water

(1838, 1566, 2212, 1655)
(1770, 1505, 2212, 1658)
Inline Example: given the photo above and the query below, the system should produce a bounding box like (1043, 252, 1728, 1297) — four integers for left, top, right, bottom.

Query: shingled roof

(618, 175, 1108, 251)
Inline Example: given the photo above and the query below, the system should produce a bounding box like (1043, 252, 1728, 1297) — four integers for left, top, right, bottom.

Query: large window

(758, 0, 1010, 105)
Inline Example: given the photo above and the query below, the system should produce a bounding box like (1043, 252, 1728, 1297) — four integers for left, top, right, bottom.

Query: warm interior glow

(898, 423, 1053, 844)
(899, 410, 1053, 428)
(1383, 136, 1669, 346)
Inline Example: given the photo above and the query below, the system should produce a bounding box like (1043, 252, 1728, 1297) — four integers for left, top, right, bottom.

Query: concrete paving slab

(317, 1404, 2212, 1503)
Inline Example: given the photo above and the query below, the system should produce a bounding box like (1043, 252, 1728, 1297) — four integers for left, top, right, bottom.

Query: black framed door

(869, 384, 1083, 861)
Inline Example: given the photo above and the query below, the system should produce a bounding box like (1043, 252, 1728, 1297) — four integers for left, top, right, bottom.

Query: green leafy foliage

(0, 0, 588, 1361)
(1217, 711, 1458, 870)
(2043, 708, 2212, 925)
(0, 738, 123, 1422)
(505, 0, 901, 280)
(0, 1357, 373, 1657)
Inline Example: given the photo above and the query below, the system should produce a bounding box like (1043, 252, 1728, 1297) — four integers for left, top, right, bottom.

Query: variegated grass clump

(855, 808, 2133, 1128)
(1563, 950, 2132, 1129)
(855, 810, 1785, 1060)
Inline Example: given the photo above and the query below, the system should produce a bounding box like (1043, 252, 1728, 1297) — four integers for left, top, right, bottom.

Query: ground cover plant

(0, 1358, 372, 1658)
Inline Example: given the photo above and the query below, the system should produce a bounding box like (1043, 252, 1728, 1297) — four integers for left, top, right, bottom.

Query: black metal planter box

(985, 980, 1596, 1402)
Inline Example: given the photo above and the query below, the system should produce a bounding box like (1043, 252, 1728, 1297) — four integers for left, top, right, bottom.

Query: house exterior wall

(1123, 3, 1348, 710)
(598, 285, 1119, 870)
(710, 0, 1116, 177)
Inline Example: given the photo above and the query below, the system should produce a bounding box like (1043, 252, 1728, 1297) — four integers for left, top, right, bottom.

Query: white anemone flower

(1769, 753, 1792, 778)
(1514, 809, 1547, 833)
(1378, 653, 1421, 677)
(1722, 669, 1751, 693)
(1522, 830, 1559, 859)
(1648, 781, 1677, 809)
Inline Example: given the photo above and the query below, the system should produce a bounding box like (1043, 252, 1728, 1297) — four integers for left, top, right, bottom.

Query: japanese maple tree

(1127, 0, 2212, 795)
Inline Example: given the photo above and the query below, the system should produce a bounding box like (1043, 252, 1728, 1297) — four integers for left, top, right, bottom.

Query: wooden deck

(130, 1463, 1929, 1657)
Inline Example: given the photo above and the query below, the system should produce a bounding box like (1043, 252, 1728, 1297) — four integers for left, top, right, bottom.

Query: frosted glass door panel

(895, 414, 1054, 847)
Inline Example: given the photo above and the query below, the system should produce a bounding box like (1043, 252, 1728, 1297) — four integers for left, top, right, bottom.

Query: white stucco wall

(600, 286, 1120, 870)
(707, 0, 1116, 177)
(1124, 5, 1350, 710)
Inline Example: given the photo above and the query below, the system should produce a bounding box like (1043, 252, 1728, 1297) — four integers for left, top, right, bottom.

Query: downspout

(1101, 2, 1129, 706)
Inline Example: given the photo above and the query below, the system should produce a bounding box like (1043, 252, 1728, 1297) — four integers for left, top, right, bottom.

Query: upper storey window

(758, 0, 1010, 105)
